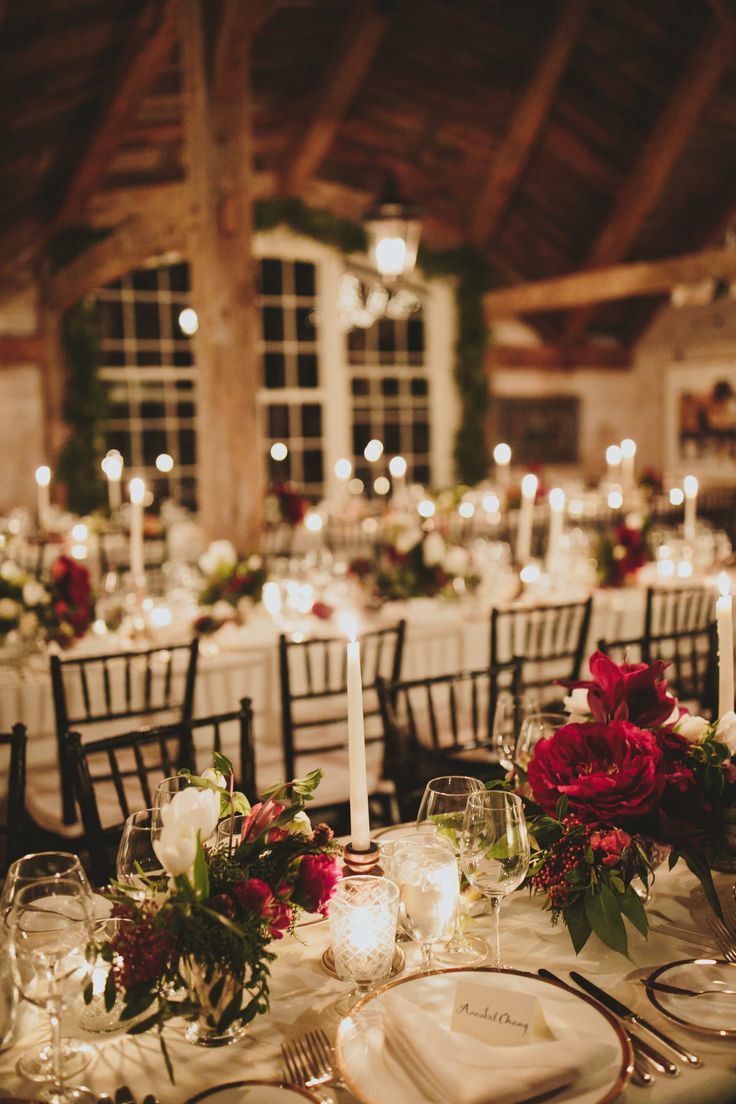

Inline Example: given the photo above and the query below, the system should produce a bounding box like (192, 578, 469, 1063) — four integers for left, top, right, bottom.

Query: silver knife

(538, 969, 675, 1078)
(569, 971, 702, 1066)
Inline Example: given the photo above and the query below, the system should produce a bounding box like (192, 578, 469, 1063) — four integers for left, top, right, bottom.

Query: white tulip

(153, 823, 198, 878)
(288, 810, 312, 836)
(423, 532, 446, 567)
(201, 767, 227, 791)
(395, 528, 422, 555)
(198, 540, 237, 577)
(716, 711, 736, 756)
(161, 786, 220, 842)
(563, 688, 590, 717)
(676, 714, 710, 743)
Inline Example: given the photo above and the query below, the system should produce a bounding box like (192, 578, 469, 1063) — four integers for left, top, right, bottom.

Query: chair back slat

(490, 598, 592, 704)
(0, 724, 27, 874)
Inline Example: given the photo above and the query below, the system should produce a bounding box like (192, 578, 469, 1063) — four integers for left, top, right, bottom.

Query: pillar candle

(388, 455, 407, 506)
(605, 444, 622, 484)
(35, 465, 51, 530)
(546, 487, 565, 569)
(515, 473, 537, 565)
(620, 438, 636, 493)
(344, 617, 371, 851)
(101, 451, 123, 511)
(683, 474, 698, 543)
(717, 572, 734, 718)
(129, 477, 145, 583)
(493, 443, 511, 491)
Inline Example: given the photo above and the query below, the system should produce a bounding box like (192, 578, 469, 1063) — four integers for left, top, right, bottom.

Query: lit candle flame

(521, 473, 538, 498)
(339, 612, 359, 643)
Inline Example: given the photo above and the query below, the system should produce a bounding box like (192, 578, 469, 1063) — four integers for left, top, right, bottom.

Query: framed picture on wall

(666, 364, 736, 477)
(495, 395, 579, 464)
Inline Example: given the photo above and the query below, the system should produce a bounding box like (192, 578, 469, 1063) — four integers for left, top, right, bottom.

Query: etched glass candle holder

(329, 876, 399, 1009)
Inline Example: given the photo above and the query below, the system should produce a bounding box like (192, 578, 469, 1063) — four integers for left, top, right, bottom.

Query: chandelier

(337, 178, 423, 332)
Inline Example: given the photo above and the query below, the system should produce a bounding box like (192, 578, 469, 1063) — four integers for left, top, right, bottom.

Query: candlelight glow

(339, 612, 359, 643)
(348, 478, 364, 495)
(178, 307, 199, 335)
(608, 489, 623, 509)
(658, 559, 675, 577)
(149, 606, 173, 629)
(71, 523, 88, 541)
(606, 445, 622, 466)
(458, 501, 475, 518)
(335, 458, 352, 480)
(684, 475, 698, 498)
(70, 544, 87, 560)
(718, 572, 731, 598)
(493, 443, 511, 465)
(155, 453, 174, 473)
(620, 438, 636, 458)
(521, 473, 538, 498)
(305, 511, 323, 531)
(549, 487, 565, 511)
(101, 451, 123, 480)
(364, 439, 384, 462)
(568, 498, 583, 518)
(375, 237, 406, 278)
(417, 498, 436, 518)
(262, 581, 281, 616)
(374, 476, 390, 496)
(270, 442, 288, 462)
(35, 465, 51, 487)
(669, 487, 684, 506)
(520, 563, 541, 585)
(388, 455, 407, 478)
(129, 477, 145, 504)
(482, 492, 500, 513)
(677, 559, 693, 578)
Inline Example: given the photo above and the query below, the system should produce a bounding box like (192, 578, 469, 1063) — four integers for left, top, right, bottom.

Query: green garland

(254, 198, 491, 483)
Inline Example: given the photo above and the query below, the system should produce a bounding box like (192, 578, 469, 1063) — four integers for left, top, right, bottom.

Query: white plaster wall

(0, 287, 44, 512)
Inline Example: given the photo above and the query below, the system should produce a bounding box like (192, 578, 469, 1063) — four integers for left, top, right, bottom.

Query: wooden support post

(38, 300, 69, 482)
(180, 0, 264, 551)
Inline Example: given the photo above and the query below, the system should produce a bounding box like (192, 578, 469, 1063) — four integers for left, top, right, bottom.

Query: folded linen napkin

(383, 990, 617, 1104)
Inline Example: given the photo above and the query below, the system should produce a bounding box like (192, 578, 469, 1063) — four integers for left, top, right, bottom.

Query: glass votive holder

(328, 876, 399, 1008)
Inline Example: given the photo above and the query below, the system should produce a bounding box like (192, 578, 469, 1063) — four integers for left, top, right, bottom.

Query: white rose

(563, 688, 590, 717)
(211, 599, 236, 622)
(161, 786, 220, 842)
(0, 598, 19, 620)
(423, 532, 445, 567)
(395, 528, 422, 555)
(676, 714, 710, 743)
(442, 546, 468, 577)
(22, 580, 46, 607)
(153, 822, 198, 878)
(716, 710, 736, 755)
(201, 767, 227, 791)
(0, 561, 22, 583)
(288, 810, 312, 836)
(198, 540, 237, 577)
(664, 703, 681, 727)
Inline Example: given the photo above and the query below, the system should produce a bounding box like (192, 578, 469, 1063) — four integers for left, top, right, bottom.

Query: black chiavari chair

(0, 723, 27, 876)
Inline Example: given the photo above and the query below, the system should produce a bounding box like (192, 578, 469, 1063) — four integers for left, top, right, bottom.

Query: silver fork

(282, 1028, 337, 1102)
(706, 913, 736, 963)
(724, 884, 736, 937)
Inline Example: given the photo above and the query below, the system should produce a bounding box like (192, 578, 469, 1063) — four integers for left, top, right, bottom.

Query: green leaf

(120, 989, 156, 1021)
(584, 883, 628, 956)
(555, 795, 569, 821)
(619, 886, 648, 937)
(127, 1010, 163, 1035)
(193, 835, 209, 899)
(104, 967, 117, 1013)
(83, 979, 93, 1006)
(208, 975, 226, 1009)
(158, 1028, 175, 1085)
(214, 751, 233, 778)
(681, 848, 723, 917)
(564, 898, 592, 954)
(215, 989, 245, 1032)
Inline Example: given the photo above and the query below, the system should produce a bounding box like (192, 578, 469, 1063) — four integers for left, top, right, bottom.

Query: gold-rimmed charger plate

(372, 822, 416, 842)
(644, 958, 736, 1036)
(183, 1082, 321, 1103)
(335, 966, 632, 1104)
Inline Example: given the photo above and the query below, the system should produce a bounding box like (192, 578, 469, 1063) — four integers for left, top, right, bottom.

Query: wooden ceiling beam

(282, 0, 390, 197)
(561, 18, 735, 347)
(483, 244, 736, 317)
(212, 0, 281, 100)
(487, 342, 631, 370)
(470, 0, 589, 244)
(0, 333, 46, 365)
(52, 0, 180, 229)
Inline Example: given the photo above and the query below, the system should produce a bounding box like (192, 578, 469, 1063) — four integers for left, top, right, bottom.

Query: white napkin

(382, 990, 616, 1104)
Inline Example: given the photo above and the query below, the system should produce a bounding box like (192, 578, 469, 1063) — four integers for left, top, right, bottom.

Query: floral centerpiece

(350, 524, 480, 602)
(594, 521, 651, 586)
(0, 554, 93, 650)
(89, 757, 341, 1068)
(509, 651, 736, 955)
(265, 483, 308, 528)
(195, 541, 267, 634)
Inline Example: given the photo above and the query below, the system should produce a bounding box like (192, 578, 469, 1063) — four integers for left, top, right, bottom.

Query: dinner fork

(643, 978, 736, 998)
(706, 913, 736, 963)
(282, 1028, 337, 1102)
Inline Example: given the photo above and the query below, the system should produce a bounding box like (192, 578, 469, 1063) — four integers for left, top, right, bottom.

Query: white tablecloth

(0, 863, 734, 1102)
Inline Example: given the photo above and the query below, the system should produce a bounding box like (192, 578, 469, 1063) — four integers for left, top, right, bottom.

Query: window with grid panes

(258, 257, 324, 495)
(96, 262, 197, 508)
(347, 272, 430, 492)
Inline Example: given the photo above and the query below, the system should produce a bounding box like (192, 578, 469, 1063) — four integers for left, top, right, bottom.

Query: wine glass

(492, 693, 535, 772)
(328, 875, 399, 1010)
(153, 773, 197, 810)
(391, 836, 459, 973)
(8, 878, 95, 1104)
(514, 712, 564, 772)
(115, 809, 167, 898)
(416, 776, 486, 964)
(1, 852, 95, 1081)
(460, 790, 530, 968)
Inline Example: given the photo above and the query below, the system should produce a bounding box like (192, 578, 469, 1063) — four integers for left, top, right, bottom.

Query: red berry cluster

(532, 815, 592, 909)
(110, 904, 175, 990)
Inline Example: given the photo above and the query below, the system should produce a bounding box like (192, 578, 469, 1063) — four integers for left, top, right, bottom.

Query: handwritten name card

(450, 979, 549, 1046)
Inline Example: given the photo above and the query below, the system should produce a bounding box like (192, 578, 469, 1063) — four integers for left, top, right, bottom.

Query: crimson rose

(527, 720, 665, 821)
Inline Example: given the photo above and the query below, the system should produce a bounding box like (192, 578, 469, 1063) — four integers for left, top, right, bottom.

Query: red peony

(527, 720, 666, 821)
(590, 828, 632, 867)
(561, 650, 677, 729)
(231, 877, 293, 938)
(50, 555, 92, 637)
(294, 853, 341, 915)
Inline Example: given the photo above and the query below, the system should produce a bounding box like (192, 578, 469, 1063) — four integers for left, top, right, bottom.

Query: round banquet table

(0, 863, 735, 1103)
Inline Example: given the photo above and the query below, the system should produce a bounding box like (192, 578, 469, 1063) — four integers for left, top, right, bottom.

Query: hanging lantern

(363, 177, 421, 282)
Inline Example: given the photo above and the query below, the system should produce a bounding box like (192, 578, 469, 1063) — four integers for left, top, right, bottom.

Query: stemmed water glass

(514, 712, 564, 772)
(1, 852, 95, 1081)
(8, 877, 96, 1103)
(492, 693, 535, 772)
(460, 790, 530, 968)
(391, 836, 459, 973)
(416, 776, 487, 964)
(115, 809, 167, 897)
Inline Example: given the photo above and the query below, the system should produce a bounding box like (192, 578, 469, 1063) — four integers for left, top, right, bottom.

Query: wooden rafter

(483, 244, 736, 317)
(561, 18, 735, 347)
(52, 0, 180, 228)
(487, 343, 631, 370)
(212, 0, 281, 100)
(470, 0, 589, 243)
(0, 334, 46, 365)
(282, 0, 390, 196)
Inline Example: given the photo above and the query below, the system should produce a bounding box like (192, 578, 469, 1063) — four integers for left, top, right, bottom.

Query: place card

(450, 979, 549, 1047)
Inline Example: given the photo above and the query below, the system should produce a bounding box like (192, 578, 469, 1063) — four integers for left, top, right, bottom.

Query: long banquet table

(0, 587, 650, 833)
(0, 863, 734, 1102)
